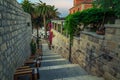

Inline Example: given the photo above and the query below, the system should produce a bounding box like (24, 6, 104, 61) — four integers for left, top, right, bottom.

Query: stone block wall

(52, 30, 69, 59)
(72, 32, 105, 72)
(0, 0, 32, 80)
(100, 25, 120, 80)
(52, 24, 120, 80)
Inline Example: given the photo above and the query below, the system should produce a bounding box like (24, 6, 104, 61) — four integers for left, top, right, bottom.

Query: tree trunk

(101, 12, 106, 29)
(43, 15, 47, 39)
(69, 37, 72, 62)
(37, 26, 39, 49)
(32, 26, 33, 34)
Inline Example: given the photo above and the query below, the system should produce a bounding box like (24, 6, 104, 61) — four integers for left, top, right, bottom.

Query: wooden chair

(16, 68, 32, 72)
(14, 55, 41, 80)
(14, 69, 33, 80)
(14, 68, 39, 80)
(24, 58, 41, 68)
(24, 59, 37, 67)
(29, 55, 36, 59)
(17, 66, 30, 70)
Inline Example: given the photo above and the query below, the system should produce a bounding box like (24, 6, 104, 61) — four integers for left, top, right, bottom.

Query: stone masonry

(0, 0, 32, 80)
(51, 20, 120, 80)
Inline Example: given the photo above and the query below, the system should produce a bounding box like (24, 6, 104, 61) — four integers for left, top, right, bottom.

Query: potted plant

(96, 27, 105, 35)
(95, 9, 115, 35)
(92, 0, 116, 34)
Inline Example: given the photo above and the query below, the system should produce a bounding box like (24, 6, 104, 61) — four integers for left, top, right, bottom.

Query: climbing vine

(64, 8, 114, 39)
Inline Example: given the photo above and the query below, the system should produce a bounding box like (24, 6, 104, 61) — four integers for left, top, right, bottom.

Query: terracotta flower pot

(96, 30, 105, 35)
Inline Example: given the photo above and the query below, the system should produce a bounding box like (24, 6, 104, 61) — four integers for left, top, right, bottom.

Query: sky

(17, 0, 73, 17)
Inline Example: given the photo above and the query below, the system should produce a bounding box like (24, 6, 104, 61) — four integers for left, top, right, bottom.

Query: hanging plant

(64, 13, 80, 62)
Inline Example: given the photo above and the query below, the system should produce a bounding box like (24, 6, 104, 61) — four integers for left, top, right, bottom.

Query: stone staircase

(38, 44, 104, 80)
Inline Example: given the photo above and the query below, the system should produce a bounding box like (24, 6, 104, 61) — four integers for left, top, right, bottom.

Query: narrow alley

(0, 0, 120, 80)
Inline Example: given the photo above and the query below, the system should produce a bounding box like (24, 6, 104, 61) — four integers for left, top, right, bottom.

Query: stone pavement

(38, 43, 104, 80)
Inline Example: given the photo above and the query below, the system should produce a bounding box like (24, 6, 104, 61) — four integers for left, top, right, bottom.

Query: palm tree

(35, 1, 60, 39)
(21, 0, 35, 33)
(32, 16, 43, 49)
(22, 0, 43, 49)
(35, 2, 49, 38)
(21, 0, 60, 49)
(48, 5, 60, 19)
(21, 0, 34, 14)
(45, 5, 60, 33)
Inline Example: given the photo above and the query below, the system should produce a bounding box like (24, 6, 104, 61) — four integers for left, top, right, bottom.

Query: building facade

(70, 0, 93, 14)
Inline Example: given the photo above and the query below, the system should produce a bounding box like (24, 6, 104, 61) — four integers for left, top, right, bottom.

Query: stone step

(42, 53, 58, 56)
(39, 64, 81, 70)
(41, 58, 66, 62)
(41, 44, 53, 53)
(54, 75, 104, 80)
(42, 55, 61, 58)
(42, 55, 63, 60)
(41, 59, 69, 67)
(39, 64, 88, 80)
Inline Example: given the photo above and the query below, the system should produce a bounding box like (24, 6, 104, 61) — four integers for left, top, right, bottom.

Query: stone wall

(52, 24, 120, 80)
(52, 30, 69, 58)
(101, 24, 120, 80)
(0, 0, 32, 80)
(72, 32, 105, 73)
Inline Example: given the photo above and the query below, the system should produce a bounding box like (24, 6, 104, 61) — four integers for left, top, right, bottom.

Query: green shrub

(65, 8, 115, 33)
(92, 0, 120, 18)
(113, 0, 120, 18)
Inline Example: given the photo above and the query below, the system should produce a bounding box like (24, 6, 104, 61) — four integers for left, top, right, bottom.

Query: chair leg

(37, 61, 40, 67)
(34, 68, 38, 80)
(37, 68, 40, 79)
(14, 75, 18, 80)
